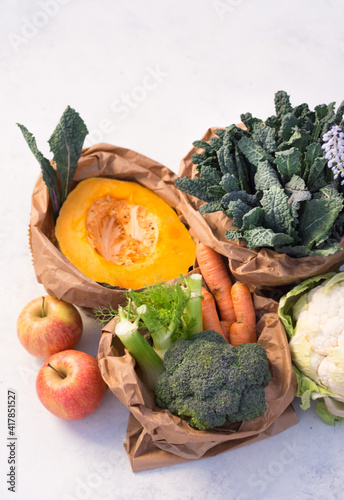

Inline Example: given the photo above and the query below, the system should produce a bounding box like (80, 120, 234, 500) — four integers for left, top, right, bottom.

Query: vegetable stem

(115, 308, 163, 390)
(184, 274, 203, 335)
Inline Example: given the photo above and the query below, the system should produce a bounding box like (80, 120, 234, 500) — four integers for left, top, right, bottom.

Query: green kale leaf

(220, 173, 240, 192)
(244, 227, 294, 250)
(217, 145, 237, 176)
(18, 106, 88, 220)
(48, 106, 88, 205)
(237, 136, 273, 168)
(252, 125, 278, 153)
(274, 148, 302, 183)
(174, 176, 220, 202)
(254, 160, 281, 192)
(226, 200, 253, 228)
(260, 185, 294, 235)
(17, 123, 61, 220)
(298, 197, 343, 248)
(174, 91, 344, 258)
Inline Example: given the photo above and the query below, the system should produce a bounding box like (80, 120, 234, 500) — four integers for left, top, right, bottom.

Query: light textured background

(1, 1, 344, 499)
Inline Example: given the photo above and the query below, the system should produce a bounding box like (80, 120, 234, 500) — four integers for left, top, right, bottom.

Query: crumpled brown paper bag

(97, 292, 298, 472)
(29, 143, 195, 312)
(177, 127, 344, 288)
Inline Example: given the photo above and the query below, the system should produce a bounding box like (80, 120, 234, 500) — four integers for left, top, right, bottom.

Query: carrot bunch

(196, 243, 257, 347)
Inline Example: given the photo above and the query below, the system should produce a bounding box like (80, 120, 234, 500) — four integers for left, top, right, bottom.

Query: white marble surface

(1, 0, 344, 499)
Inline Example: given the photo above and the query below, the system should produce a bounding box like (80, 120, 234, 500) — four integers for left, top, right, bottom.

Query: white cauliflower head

(289, 275, 344, 399)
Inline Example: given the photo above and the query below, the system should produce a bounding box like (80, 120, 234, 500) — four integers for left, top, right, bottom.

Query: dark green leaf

(314, 102, 336, 140)
(277, 241, 341, 258)
(311, 122, 323, 142)
(335, 100, 344, 124)
(252, 125, 278, 153)
(260, 185, 294, 234)
(225, 229, 243, 241)
(279, 113, 298, 142)
(200, 200, 223, 214)
(174, 176, 219, 202)
(307, 157, 328, 192)
(241, 207, 265, 231)
(244, 227, 294, 249)
(237, 136, 274, 167)
(235, 149, 251, 192)
(304, 142, 323, 181)
(293, 103, 312, 119)
(209, 137, 223, 151)
(17, 123, 61, 219)
(254, 160, 281, 192)
(194, 156, 219, 171)
(198, 164, 222, 185)
(220, 173, 240, 192)
(191, 153, 206, 165)
(274, 147, 302, 183)
(222, 126, 235, 147)
(298, 197, 343, 247)
(240, 112, 263, 133)
(288, 189, 312, 223)
(226, 200, 253, 228)
(223, 124, 247, 146)
(48, 106, 88, 204)
(215, 128, 226, 140)
(192, 140, 215, 153)
(315, 104, 330, 121)
(222, 191, 258, 209)
(274, 90, 293, 119)
(217, 145, 237, 176)
(281, 126, 311, 152)
(265, 115, 279, 131)
(330, 211, 344, 240)
(298, 115, 315, 135)
(207, 185, 226, 197)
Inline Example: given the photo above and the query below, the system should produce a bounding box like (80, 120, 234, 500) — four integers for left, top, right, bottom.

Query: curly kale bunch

(175, 91, 344, 258)
(155, 330, 271, 430)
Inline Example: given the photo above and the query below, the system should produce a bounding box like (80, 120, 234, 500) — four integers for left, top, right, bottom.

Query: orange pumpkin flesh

(55, 177, 196, 289)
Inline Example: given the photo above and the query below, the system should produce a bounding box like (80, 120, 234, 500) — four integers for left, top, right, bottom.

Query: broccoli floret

(155, 330, 271, 431)
(236, 342, 272, 387)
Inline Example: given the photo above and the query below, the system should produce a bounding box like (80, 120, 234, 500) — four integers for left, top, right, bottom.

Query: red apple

(36, 350, 107, 420)
(17, 296, 83, 359)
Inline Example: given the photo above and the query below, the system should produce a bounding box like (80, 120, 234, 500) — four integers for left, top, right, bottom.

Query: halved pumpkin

(55, 177, 196, 289)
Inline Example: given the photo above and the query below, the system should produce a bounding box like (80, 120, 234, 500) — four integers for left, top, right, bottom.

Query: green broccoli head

(155, 330, 271, 431)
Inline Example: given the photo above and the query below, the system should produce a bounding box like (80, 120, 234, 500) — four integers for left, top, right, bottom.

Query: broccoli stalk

(115, 302, 163, 390)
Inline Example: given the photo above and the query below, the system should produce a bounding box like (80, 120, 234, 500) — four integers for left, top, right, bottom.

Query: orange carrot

(220, 320, 233, 343)
(229, 319, 254, 347)
(196, 243, 236, 323)
(201, 287, 225, 338)
(230, 282, 257, 341)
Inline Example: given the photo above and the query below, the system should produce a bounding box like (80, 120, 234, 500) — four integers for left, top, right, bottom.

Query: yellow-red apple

(17, 296, 82, 359)
(36, 350, 107, 420)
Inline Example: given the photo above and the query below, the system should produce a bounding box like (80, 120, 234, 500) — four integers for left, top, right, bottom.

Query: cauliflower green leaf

(279, 272, 344, 425)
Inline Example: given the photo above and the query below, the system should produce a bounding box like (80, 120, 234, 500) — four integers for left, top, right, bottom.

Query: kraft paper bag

(97, 291, 298, 472)
(29, 143, 196, 312)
